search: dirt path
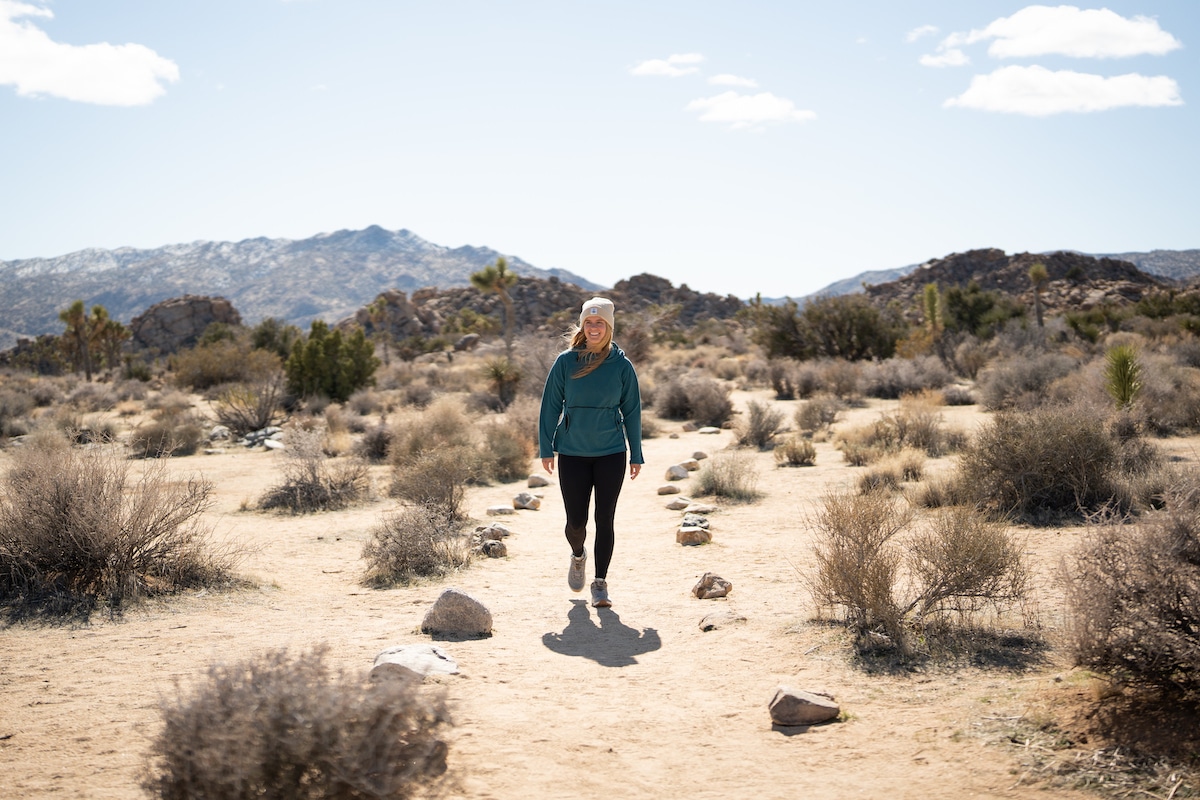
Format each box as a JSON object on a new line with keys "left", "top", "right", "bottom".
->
{"left": 0, "top": 398, "right": 1101, "bottom": 799}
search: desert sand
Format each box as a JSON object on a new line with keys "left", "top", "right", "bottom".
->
{"left": 0, "top": 392, "right": 1128, "bottom": 799}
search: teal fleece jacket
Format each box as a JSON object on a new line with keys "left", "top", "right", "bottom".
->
{"left": 538, "top": 343, "right": 644, "bottom": 464}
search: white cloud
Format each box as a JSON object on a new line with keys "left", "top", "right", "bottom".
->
{"left": 907, "top": 25, "right": 939, "bottom": 43}
{"left": 630, "top": 53, "right": 703, "bottom": 78}
{"left": 965, "top": 5, "right": 1182, "bottom": 59}
{"left": 686, "top": 91, "right": 816, "bottom": 130}
{"left": 0, "top": 1, "right": 179, "bottom": 105}
{"left": 920, "top": 48, "right": 969, "bottom": 68}
{"left": 709, "top": 73, "right": 758, "bottom": 88}
{"left": 944, "top": 64, "right": 1182, "bottom": 115}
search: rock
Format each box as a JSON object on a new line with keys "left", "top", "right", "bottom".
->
{"left": 692, "top": 451, "right": 709, "bottom": 460}
{"left": 262, "top": 439, "right": 285, "bottom": 451}
{"left": 209, "top": 425, "right": 232, "bottom": 441}
{"left": 203, "top": 448, "right": 226, "bottom": 456}
{"left": 486, "top": 505, "right": 516, "bottom": 516}
{"left": 453, "top": 333, "right": 481, "bottom": 351}
{"left": 669, "top": 433, "right": 680, "bottom": 439}
{"left": 657, "top": 484, "right": 682, "bottom": 495}
{"left": 368, "top": 661, "right": 424, "bottom": 686}
{"left": 130, "top": 295, "right": 242, "bottom": 354}
{"left": 665, "top": 497, "right": 691, "bottom": 510}
{"left": 478, "top": 539, "right": 507, "bottom": 558}
{"left": 681, "top": 513, "right": 709, "bottom": 529}
{"left": 681, "top": 421, "right": 699, "bottom": 432}
{"left": 698, "top": 426, "right": 721, "bottom": 435}
{"left": 474, "top": 522, "right": 511, "bottom": 540}
{"left": 679, "top": 458, "right": 701, "bottom": 471}
{"left": 528, "top": 474, "right": 552, "bottom": 488}
{"left": 692, "top": 572, "right": 732, "bottom": 599}
{"left": 373, "top": 644, "right": 459, "bottom": 677}
{"left": 676, "top": 526, "right": 712, "bottom": 546}
{"left": 421, "top": 588, "right": 492, "bottom": 637}
{"left": 699, "top": 610, "right": 747, "bottom": 631}
{"left": 768, "top": 686, "right": 840, "bottom": 727}
{"left": 665, "top": 465, "right": 689, "bottom": 481}
{"left": 684, "top": 503, "right": 718, "bottom": 514}
{"left": 513, "top": 492, "right": 541, "bottom": 510}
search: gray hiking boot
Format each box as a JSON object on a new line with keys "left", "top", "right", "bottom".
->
{"left": 590, "top": 579, "right": 611, "bottom": 608}
{"left": 568, "top": 552, "right": 587, "bottom": 592}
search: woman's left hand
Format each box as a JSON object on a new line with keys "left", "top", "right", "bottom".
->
{"left": 629, "top": 463, "right": 641, "bottom": 480}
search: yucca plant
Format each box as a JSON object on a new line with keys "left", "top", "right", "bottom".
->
{"left": 1105, "top": 344, "right": 1142, "bottom": 410}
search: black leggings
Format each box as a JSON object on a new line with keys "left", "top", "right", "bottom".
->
{"left": 557, "top": 451, "right": 626, "bottom": 580}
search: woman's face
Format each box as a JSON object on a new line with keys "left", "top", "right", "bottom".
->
{"left": 582, "top": 316, "right": 608, "bottom": 347}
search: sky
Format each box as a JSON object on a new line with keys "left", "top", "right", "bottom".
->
{"left": 0, "top": 1, "right": 1196, "bottom": 300}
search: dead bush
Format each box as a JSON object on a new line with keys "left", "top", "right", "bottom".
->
{"left": 859, "top": 356, "right": 950, "bottom": 400}
{"left": 956, "top": 405, "right": 1123, "bottom": 522}
{"left": 129, "top": 409, "right": 206, "bottom": 458}
{"left": 390, "top": 446, "right": 478, "bottom": 521}
{"left": 212, "top": 374, "right": 286, "bottom": 437}
{"left": 388, "top": 397, "right": 476, "bottom": 463}
{"left": 143, "top": 645, "right": 450, "bottom": 800}
{"left": 479, "top": 418, "right": 535, "bottom": 483}
{"left": 656, "top": 376, "right": 733, "bottom": 427}
{"left": 795, "top": 393, "right": 842, "bottom": 433}
{"left": 735, "top": 399, "right": 786, "bottom": 450}
{"left": 259, "top": 427, "right": 370, "bottom": 513}
{"left": 693, "top": 450, "right": 761, "bottom": 503}
{"left": 355, "top": 422, "right": 393, "bottom": 462}
{"left": 810, "top": 492, "right": 1028, "bottom": 651}
{"left": 978, "top": 352, "right": 1079, "bottom": 410}
{"left": 361, "top": 505, "right": 472, "bottom": 587}
{"left": 774, "top": 435, "right": 816, "bottom": 467}
{"left": 0, "top": 445, "right": 233, "bottom": 618}
{"left": 1064, "top": 480, "right": 1200, "bottom": 697}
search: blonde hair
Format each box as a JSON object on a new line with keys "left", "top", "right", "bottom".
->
{"left": 566, "top": 322, "right": 613, "bottom": 378}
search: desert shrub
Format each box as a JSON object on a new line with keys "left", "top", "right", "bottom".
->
{"left": 479, "top": 418, "right": 535, "bottom": 482}
{"left": 390, "top": 446, "right": 478, "bottom": 521}
{"left": 886, "top": 391, "right": 950, "bottom": 456}
{"left": 1137, "top": 356, "right": 1200, "bottom": 434}
{"left": 656, "top": 376, "right": 734, "bottom": 427}
{"left": 346, "top": 388, "right": 385, "bottom": 417}
{"left": 735, "top": 399, "right": 786, "bottom": 450}
{"left": 212, "top": 374, "right": 286, "bottom": 436}
{"left": 259, "top": 427, "right": 370, "bottom": 513}
{"left": 0, "top": 445, "right": 231, "bottom": 617}
{"left": 67, "top": 381, "right": 117, "bottom": 412}
{"left": 909, "top": 473, "right": 976, "bottom": 509}
{"left": 284, "top": 321, "right": 379, "bottom": 403}
{"left": 775, "top": 435, "right": 816, "bottom": 467}
{"left": 1064, "top": 481, "right": 1200, "bottom": 697}
{"left": 809, "top": 491, "right": 1027, "bottom": 650}
{"left": 859, "top": 356, "right": 950, "bottom": 400}
{"left": 941, "top": 385, "right": 977, "bottom": 406}
{"left": 819, "top": 359, "right": 861, "bottom": 400}
{"left": 129, "top": 409, "right": 206, "bottom": 458}
{"left": 858, "top": 464, "right": 902, "bottom": 494}
{"left": 171, "top": 340, "right": 282, "bottom": 392}
{"left": 693, "top": 450, "right": 761, "bottom": 502}
{"left": 767, "top": 359, "right": 800, "bottom": 400}
{"left": 978, "top": 352, "right": 1079, "bottom": 410}
{"left": 0, "top": 387, "right": 35, "bottom": 439}
{"left": 144, "top": 644, "right": 450, "bottom": 800}
{"left": 956, "top": 405, "right": 1120, "bottom": 522}
{"left": 795, "top": 393, "right": 841, "bottom": 433}
{"left": 361, "top": 505, "right": 472, "bottom": 587}
{"left": 355, "top": 422, "right": 393, "bottom": 462}
{"left": 388, "top": 397, "right": 476, "bottom": 463}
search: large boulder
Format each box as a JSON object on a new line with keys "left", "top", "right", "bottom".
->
{"left": 130, "top": 295, "right": 242, "bottom": 354}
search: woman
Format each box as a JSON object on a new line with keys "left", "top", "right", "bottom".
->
{"left": 539, "top": 297, "right": 643, "bottom": 608}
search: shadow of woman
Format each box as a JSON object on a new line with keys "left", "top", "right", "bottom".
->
{"left": 542, "top": 599, "right": 662, "bottom": 667}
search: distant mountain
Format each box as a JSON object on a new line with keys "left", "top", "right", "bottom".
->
{"left": 0, "top": 225, "right": 601, "bottom": 349}
{"left": 805, "top": 248, "right": 1200, "bottom": 302}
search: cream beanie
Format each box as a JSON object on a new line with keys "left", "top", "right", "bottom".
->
{"left": 579, "top": 297, "right": 616, "bottom": 330}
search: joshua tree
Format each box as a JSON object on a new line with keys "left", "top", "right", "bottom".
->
{"left": 1028, "top": 262, "right": 1049, "bottom": 328}
{"left": 58, "top": 300, "right": 127, "bottom": 381}
{"left": 469, "top": 256, "right": 519, "bottom": 358}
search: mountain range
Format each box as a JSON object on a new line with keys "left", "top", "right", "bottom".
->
{"left": 0, "top": 226, "right": 600, "bottom": 350}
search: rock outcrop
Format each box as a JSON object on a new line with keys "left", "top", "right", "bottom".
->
{"left": 130, "top": 295, "right": 242, "bottom": 354}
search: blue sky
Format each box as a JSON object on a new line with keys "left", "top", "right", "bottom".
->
{"left": 0, "top": 1, "right": 1195, "bottom": 299}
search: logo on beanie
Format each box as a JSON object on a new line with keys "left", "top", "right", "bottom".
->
{"left": 588, "top": 307, "right": 600, "bottom": 316}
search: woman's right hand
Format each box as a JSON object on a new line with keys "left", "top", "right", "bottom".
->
{"left": 542, "top": 457, "right": 555, "bottom": 475}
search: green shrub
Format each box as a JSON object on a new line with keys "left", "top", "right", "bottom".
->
{"left": 284, "top": 321, "right": 379, "bottom": 403}
{"left": 361, "top": 505, "right": 471, "bottom": 587}
{"left": 0, "top": 445, "right": 231, "bottom": 617}
{"left": 144, "top": 645, "right": 450, "bottom": 800}
{"left": 171, "top": 340, "right": 282, "bottom": 392}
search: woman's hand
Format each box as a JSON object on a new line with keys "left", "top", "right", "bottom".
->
{"left": 542, "top": 457, "right": 555, "bottom": 475}
{"left": 629, "top": 463, "right": 641, "bottom": 480}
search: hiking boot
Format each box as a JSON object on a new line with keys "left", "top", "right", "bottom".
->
{"left": 568, "top": 552, "right": 587, "bottom": 592}
{"left": 590, "top": 579, "right": 611, "bottom": 608}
